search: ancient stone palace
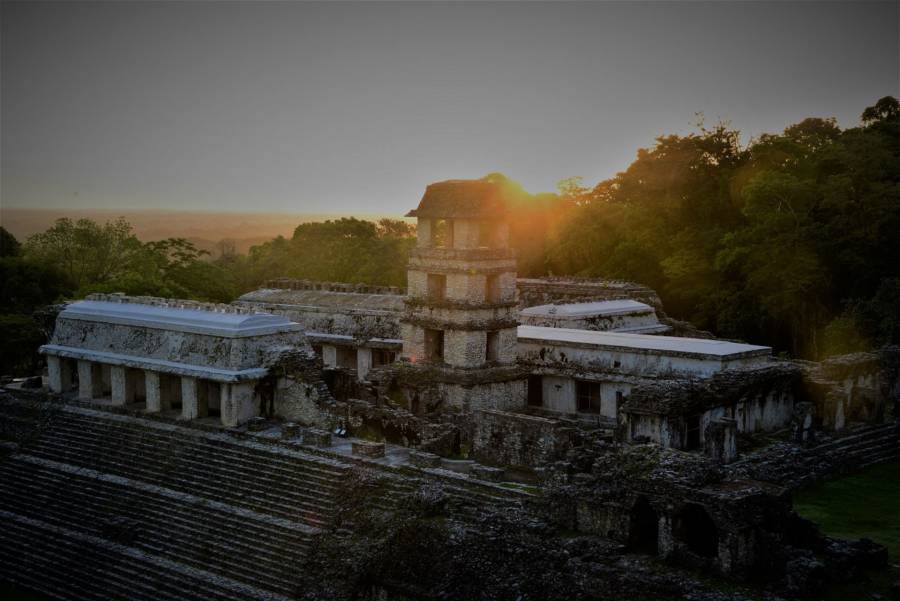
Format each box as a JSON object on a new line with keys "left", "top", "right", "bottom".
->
{"left": 1, "top": 178, "right": 898, "bottom": 600}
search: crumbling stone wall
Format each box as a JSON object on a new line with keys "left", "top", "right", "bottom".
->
{"left": 804, "top": 347, "right": 900, "bottom": 430}
{"left": 516, "top": 277, "right": 663, "bottom": 310}
{"left": 472, "top": 409, "right": 576, "bottom": 468}
{"left": 237, "top": 281, "right": 404, "bottom": 340}
{"left": 621, "top": 363, "right": 802, "bottom": 449}
{"left": 265, "top": 347, "right": 339, "bottom": 427}
{"left": 52, "top": 294, "right": 308, "bottom": 373}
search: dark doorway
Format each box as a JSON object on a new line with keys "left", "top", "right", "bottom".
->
{"left": 674, "top": 503, "right": 718, "bottom": 558}
{"left": 424, "top": 329, "right": 444, "bottom": 363}
{"left": 527, "top": 375, "right": 543, "bottom": 407}
{"left": 256, "top": 377, "right": 276, "bottom": 418}
{"left": 684, "top": 414, "right": 702, "bottom": 450}
{"left": 628, "top": 496, "right": 659, "bottom": 554}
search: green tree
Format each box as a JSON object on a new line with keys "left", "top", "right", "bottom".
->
{"left": 545, "top": 97, "right": 900, "bottom": 358}
{"left": 862, "top": 96, "right": 900, "bottom": 125}
{"left": 24, "top": 217, "right": 144, "bottom": 289}
{"left": 0, "top": 226, "right": 21, "bottom": 257}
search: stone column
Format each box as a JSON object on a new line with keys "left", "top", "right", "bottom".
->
{"left": 221, "top": 382, "right": 257, "bottom": 427}
{"left": 110, "top": 366, "right": 129, "bottom": 406}
{"left": 47, "top": 355, "right": 63, "bottom": 393}
{"left": 77, "top": 360, "right": 101, "bottom": 401}
{"left": 833, "top": 392, "right": 846, "bottom": 431}
{"left": 220, "top": 384, "right": 234, "bottom": 427}
{"left": 181, "top": 376, "right": 199, "bottom": 420}
{"left": 416, "top": 217, "right": 432, "bottom": 247}
{"left": 357, "top": 347, "right": 373, "bottom": 381}
{"left": 322, "top": 345, "right": 337, "bottom": 368}
{"left": 704, "top": 418, "right": 738, "bottom": 464}
{"left": 657, "top": 514, "right": 675, "bottom": 558}
{"left": 145, "top": 371, "right": 161, "bottom": 413}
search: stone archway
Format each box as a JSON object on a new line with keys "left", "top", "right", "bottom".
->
{"left": 628, "top": 496, "right": 659, "bottom": 554}
{"left": 674, "top": 503, "right": 718, "bottom": 558}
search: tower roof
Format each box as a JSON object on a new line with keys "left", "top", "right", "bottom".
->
{"left": 406, "top": 179, "right": 513, "bottom": 219}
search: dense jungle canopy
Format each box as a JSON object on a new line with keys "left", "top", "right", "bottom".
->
{"left": 1, "top": 96, "right": 898, "bottom": 374}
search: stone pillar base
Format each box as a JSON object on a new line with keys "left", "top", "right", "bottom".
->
{"left": 145, "top": 371, "right": 161, "bottom": 413}
{"left": 181, "top": 376, "right": 199, "bottom": 420}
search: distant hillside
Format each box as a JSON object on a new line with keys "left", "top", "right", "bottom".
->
{"left": 0, "top": 208, "right": 396, "bottom": 253}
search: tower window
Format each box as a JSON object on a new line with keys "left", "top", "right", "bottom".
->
{"left": 486, "top": 331, "right": 501, "bottom": 362}
{"left": 432, "top": 219, "right": 453, "bottom": 248}
{"left": 427, "top": 273, "right": 446, "bottom": 300}
{"left": 478, "top": 221, "right": 494, "bottom": 248}
{"left": 485, "top": 274, "right": 501, "bottom": 303}
{"left": 424, "top": 329, "right": 444, "bottom": 363}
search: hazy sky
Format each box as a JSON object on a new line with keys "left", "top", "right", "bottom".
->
{"left": 2, "top": 1, "right": 898, "bottom": 217}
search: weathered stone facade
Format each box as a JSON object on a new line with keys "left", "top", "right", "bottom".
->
{"left": 803, "top": 347, "right": 900, "bottom": 431}
{"left": 472, "top": 409, "right": 576, "bottom": 468}
{"left": 42, "top": 294, "right": 311, "bottom": 427}
{"left": 520, "top": 299, "right": 669, "bottom": 334}
{"left": 620, "top": 363, "right": 801, "bottom": 453}
{"left": 398, "top": 180, "right": 527, "bottom": 411}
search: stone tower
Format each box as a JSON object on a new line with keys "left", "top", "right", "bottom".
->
{"left": 400, "top": 179, "right": 526, "bottom": 411}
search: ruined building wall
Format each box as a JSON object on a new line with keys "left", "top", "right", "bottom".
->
{"left": 804, "top": 347, "right": 900, "bottom": 430}
{"left": 472, "top": 409, "right": 576, "bottom": 467}
{"left": 516, "top": 277, "right": 663, "bottom": 310}
{"left": 621, "top": 365, "right": 801, "bottom": 449}
{"left": 236, "top": 282, "right": 405, "bottom": 340}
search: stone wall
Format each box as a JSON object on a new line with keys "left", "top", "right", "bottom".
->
{"left": 438, "top": 378, "right": 527, "bottom": 412}
{"left": 51, "top": 318, "right": 305, "bottom": 373}
{"left": 804, "top": 347, "right": 900, "bottom": 430}
{"left": 267, "top": 348, "right": 339, "bottom": 427}
{"left": 516, "top": 277, "right": 663, "bottom": 310}
{"left": 518, "top": 336, "right": 768, "bottom": 379}
{"left": 520, "top": 308, "right": 664, "bottom": 333}
{"left": 621, "top": 364, "right": 802, "bottom": 449}
{"left": 472, "top": 409, "right": 575, "bottom": 468}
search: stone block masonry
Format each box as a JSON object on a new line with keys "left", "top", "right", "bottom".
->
{"left": 473, "top": 409, "right": 575, "bottom": 468}
{"left": 409, "top": 450, "right": 442, "bottom": 468}
{"left": 352, "top": 440, "right": 386, "bottom": 458}
{"left": 303, "top": 429, "right": 333, "bottom": 447}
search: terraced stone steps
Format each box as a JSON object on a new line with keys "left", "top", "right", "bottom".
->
{"left": 0, "top": 396, "right": 535, "bottom": 600}
{"left": 0, "top": 510, "right": 290, "bottom": 601}
{"left": 729, "top": 421, "right": 899, "bottom": 487}
{"left": 29, "top": 428, "right": 340, "bottom": 526}
{"left": 0, "top": 455, "right": 315, "bottom": 555}
{"left": 0, "top": 457, "right": 310, "bottom": 597}
{"left": 12, "top": 406, "right": 350, "bottom": 527}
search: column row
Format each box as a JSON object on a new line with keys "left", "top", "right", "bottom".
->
{"left": 46, "top": 356, "right": 257, "bottom": 427}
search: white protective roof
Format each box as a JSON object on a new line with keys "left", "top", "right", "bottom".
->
{"left": 60, "top": 300, "right": 302, "bottom": 338}
{"left": 521, "top": 299, "right": 654, "bottom": 318}
{"left": 517, "top": 325, "right": 770, "bottom": 359}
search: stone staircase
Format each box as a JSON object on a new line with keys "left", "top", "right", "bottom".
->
{"left": 728, "top": 421, "right": 900, "bottom": 488}
{"left": 0, "top": 394, "right": 535, "bottom": 599}
{"left": 809, "top": 422, "right": 900, "bottom": 470}
{"left": 0, "top": 398, "right": 352, "bottom": 599}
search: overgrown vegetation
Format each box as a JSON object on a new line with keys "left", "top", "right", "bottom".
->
{"left": 793, "top": 460, "right": 900, "bottom": 601}
{"left": 298, "top": 475, "right": 748, "bottom": 601}
{"left": 794, "top": 460, "right": 900, "bottom": 559}
{"left": 541, "top": 96, "right": 900, "bottom": 359}
{"left": 2, "top": 96, "right": 897, "bottom": 374}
